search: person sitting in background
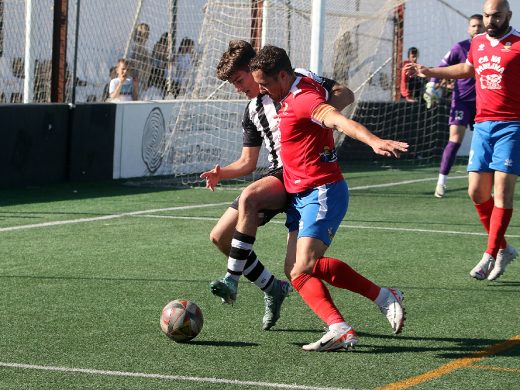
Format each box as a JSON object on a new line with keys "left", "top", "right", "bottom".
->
{"left": 109, "top": 58, "right": 138, "bottom": 101}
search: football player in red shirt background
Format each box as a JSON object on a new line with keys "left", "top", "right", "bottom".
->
{"left": 407, "top": 0, "right": 519, "bottom": 281}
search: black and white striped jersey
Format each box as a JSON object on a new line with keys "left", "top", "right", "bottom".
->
{"left": 241, "top": 68, "right": 336, "bottom": 171}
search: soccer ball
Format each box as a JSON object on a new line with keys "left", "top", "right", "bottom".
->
{"left": 160, "top": 299, "right": 203, "bottom": 342}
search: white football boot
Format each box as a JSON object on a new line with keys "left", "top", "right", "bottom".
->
{"left": 302, "top": 328, "right": 358, "bottom": 352}
{"left": 487, "top": 245, "right": 517, "bottom": 281}
{"left": 377, "top": 288, "right": 406, "bottom": 334}
{"left": 470, "top": 253, "right": 495, "bottom": 280}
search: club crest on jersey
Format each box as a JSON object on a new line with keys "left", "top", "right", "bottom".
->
{"left": 278, "top": 102, "right": 289, "bottom": 116}
{"left": 480, "top": 73, "right": 502, "bottom": 90}
{"left": 320, "top": 146, "right": 338, "bottom": 163}
{"left": 501, "top": 42, "right": 512, "bottom": 52}
{"left": 478, "top": 43, "right": 485, "bottom": 51}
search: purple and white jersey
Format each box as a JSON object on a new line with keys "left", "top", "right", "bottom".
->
{"left": 432, "top": 39, "right": 476, "bottom": 102}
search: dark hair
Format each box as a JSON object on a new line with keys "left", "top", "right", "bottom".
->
{"left": 216, "top": 40, "right": 256, "bottom": 81}
{"left": 117, "top": 58, "right": 129, "bottom": 67}
{"left": 469, "top": 14, "right": 483, "bottom": 21}
{"left": 407, "top": 47, "right": 419, "bottom": 57}
{"left": 249, "top": 45, "right": 293, "bottom": 78}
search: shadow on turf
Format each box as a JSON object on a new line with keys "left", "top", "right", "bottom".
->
{"left": 288, "top": 331, "right": 518, "bottom": 356}
{"left": 186, "top": 340, "right": 259, "bottom": 347}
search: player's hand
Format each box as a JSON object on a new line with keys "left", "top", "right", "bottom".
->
{"left": 371, "top": 139, "right": 409, "bottom": 158}
{"left": 200, "top": 164, "right": 221, "bottom": 191}
{"left": 404, "top": 63, "right": 429, "bottom": 78}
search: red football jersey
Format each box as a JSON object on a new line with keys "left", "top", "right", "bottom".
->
{"left": 467, "top": 28, "right": 520, "bottom": 122}
{"left": 278, "top": 77, "right": 344, "bottom": 193}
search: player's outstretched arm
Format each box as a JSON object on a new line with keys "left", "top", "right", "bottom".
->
{"left": 199, "top": 146, "right": 261, "bottom": 191}
{"left": 318, "top": 106, "right": 409, "bottom": 158}
{"left": 405, "top": 62, "right": 474, "bottom": 80}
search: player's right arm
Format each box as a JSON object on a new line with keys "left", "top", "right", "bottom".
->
{"left": 200, "top": 102, "right": 263, "bottom": 190}
{"left": 406, "top": 62, "right": 474, "bottom": 80}
{"left": 200, "top": 146, "right": 260, "bottom": 191}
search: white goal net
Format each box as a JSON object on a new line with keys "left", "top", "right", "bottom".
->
{"left": 0, "top": 0, "right": 490, "bottom": 184}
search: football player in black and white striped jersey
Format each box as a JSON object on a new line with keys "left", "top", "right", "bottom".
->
{"left": 200, "top": 40, "right": 354, "bottom": 330}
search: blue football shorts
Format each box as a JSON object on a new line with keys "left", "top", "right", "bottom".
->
{"left": 468, "top": 121, "right": 520, "bottom": 175}
{"left": 285, "top": 179, "right": 348, "bottom": 246}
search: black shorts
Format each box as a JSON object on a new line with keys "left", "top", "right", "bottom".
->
{"left": 230, "top": 167, "right": 287, "bottom": 226}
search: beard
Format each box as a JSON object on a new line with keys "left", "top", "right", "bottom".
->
{"left": 486, "top": 18, "right": 510, "bottom": 38}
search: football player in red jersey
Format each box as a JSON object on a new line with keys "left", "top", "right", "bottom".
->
{"left": 407, "top": 0, "right": 519, "bottom": 281}
{"left": 250, "top": 45, "right": 408, "bottom": 351}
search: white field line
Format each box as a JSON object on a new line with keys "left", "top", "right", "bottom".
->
{"left": 0, "top": 176, "right": 468, "bottom": 234}
{"left": 136, "top": 214, "right": 520, "bottom": 238}
{"left": 200, "top": 175, "right": 468, "bottom": 192}
{"left": 0, "top": 362, "right": 353, "bottom": 390}
{"left": 348, "top": 175, "right": 466, "bottom": 190}
{"left": 0, "top": 202, "right": 230, "bottom": 233}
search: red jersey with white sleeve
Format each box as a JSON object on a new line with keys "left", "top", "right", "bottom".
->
{"left": 467, "top": 28, "right": 520, "bottom": 122}
{"left": 278, "top": 76, "right": 344, "bottom": 193}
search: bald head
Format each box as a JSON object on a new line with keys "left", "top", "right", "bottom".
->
{"left": 483, "top": 0, "right": 512, "bottom": 38}
{"left": 484, "top": 0, "right": 510, "bottom": 12}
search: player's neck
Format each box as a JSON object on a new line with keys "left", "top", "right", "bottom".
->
{"left": 491, "top": 26, "right": 512, "bottom": 40}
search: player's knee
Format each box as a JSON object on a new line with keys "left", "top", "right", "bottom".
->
{"left": 238, "top": 188, "right": 262, "bottom": 212}
{"left": 209, "top": 227, "right": 225, "bottom": 248}
{"left": 288, "top": 260, "right": 315, "bottom": 280}
{"left": 468, "top": 187, "right": 485, "bottom": 204}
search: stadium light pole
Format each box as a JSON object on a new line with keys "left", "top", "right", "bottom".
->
{"left": 310, "top": 0, "right": 325, "bottom": 74}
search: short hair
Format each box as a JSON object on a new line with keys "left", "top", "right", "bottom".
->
{"left": 407, "top": 47, "right": 419, "bottom": 57}
{"left": 469, "top": 13, "right": 483, "bottom": 21}
{"left": 249, "top": 45, "right": 293, "bottom": 78}
{"left": 117, "top": 58, "right": 129, "bottom": 67}
{"left": 216, "top": 40, "right": 256, "bottom": 81}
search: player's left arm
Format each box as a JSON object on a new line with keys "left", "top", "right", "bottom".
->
{"left": 328, "top": 83, "right": 354, "bottom": 111}
{"left": 313, "top": 104, "right": 409, "bottom": 158}
{"left": 295, "top": 69, "right": 354, "bottom": 111}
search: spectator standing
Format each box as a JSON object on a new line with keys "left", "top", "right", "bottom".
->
{"left": 400, "top": 47, "right": 423, "bottom": 102}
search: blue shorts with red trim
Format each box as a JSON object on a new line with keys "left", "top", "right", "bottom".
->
{"left": 468, "top": 121, "right": 520, "bottom": 175}
{"left": 285, "top": 180, "right": 348, "bottom": 246}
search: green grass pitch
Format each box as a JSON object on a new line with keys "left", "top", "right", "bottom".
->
{"left": 0, "top": 163, "right": 518, "bottom": 389}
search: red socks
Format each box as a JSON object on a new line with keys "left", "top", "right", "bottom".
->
{"left": 290, "top": 256, "right": 384, "bottom": 326}
{"left": 474, "top": 197, "right": 508, "bottom": 252}
{"left": 291, "top": 273, "right": 344, "bottom": 326}
{"left": 486, "top": 206, "right": 513, "bottom": 257}
{"left": 313, "top": 257, "right": 380, "bottom": 301}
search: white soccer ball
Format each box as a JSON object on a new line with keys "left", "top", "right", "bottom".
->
{"left": 160, "top": 299, "right": 204, "bottom": 342}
